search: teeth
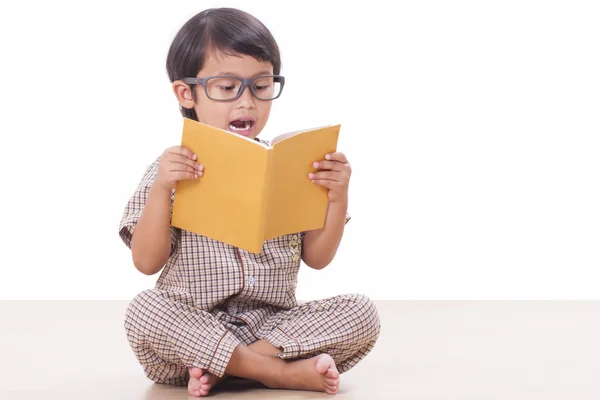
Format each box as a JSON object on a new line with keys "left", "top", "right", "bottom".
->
{"left": 229, "top": 120, "right": 252, "bottom": 131}
{"left": 230, "top": 124, "right": 247, "bottom": 131}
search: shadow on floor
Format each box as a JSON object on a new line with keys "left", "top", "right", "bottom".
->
{"left": 143, "top": 376, "right": 286, "bottom": 399}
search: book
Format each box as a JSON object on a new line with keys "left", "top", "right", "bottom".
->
{"left": 171, "top": 118, "right": 341, "bottom": 253}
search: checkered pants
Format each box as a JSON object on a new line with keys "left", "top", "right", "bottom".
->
{"left": 124, "top": 289, "right": 380, "bottom": 385}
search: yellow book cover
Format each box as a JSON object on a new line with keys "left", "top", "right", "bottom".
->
{"left": 171, "top": 118, "right": 341, "bottom": 253}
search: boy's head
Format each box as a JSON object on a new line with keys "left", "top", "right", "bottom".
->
{"left": 167, "top": 8, "right": 283, "bottom": 139}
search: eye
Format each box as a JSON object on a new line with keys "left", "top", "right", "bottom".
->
{"left": 209, "top": 78, "right": 240, "bottom": 92}
{"left": 254, "top": 77, "right": 274, "bottom": 91}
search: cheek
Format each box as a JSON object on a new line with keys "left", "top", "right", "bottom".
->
{"left": 194, "top": 101, "right": 232, "bottom": 127}
{"left": 257, "top": 103, "right": 273, "bottom": 124}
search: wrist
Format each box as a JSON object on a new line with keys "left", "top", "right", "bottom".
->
{"left": 330, "top": 197, "right": 348, "bottom": 209}
{"left": 150, "top": 181, "right": 174, "bottom": 199}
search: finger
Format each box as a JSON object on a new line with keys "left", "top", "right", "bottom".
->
{"left": 325, "top": 151, "right": 348, "bottom": 163}
{"left": 169, "top": 153, "right": 203, "bottom": 172}
{"left": 170, "top": 163, "right": 203, "bottom": 176}
{"left": 172, "top": 171, "right": 200, "bottom": 181}
{"left": 312, "top": 160, "right": 345, "bottom": 171}
{"left": 308, "top": 171, "right": 342, "bottom": 182}
{"left": 310, "top": 178, "right": 336, "bottom": 189}
{"left": 168, "top": 145, "right": 197, "bottom": 161}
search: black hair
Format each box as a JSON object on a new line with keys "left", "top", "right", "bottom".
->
{"left": 166, "top": 8, "right": 282, "bottom": 120}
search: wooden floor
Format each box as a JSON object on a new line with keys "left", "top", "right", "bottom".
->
{"left": 1, "top": 300, "right": 600, "bottom": 399}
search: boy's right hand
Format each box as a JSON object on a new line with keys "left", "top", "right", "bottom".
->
{"left": 155, "top": 146, "right": 203, "bottom": 192}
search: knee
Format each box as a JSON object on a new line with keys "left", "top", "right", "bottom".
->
{"left": 125, "top": 290, "right": 156, "bottom": 321}
{"left": 124, "top": 289, "right": 160, "bottom": 342}
{"left": 351, "top": 294, "right": 381, "bottom": 342}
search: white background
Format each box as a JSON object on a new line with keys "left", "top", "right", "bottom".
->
{"left": 0, "top": 1, "right": 598, "bottom": 300}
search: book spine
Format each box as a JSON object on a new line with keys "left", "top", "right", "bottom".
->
{"left": 259, "top": 149, "right": 274, "bottom": 242}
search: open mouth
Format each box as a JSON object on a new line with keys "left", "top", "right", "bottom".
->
{"left": 229, "top": 119, "right": 254, "bottom": 135}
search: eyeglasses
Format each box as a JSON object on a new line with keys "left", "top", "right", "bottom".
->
{"left": 181, "top": 75, "right": 285, "bottom": 101}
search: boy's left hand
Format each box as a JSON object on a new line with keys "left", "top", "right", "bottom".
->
{"left": 308, "top": 152, "right": 351, "bottom": 203}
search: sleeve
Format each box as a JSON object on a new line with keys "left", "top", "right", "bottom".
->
{"left": 118, "top": 158, "right": 181, "bottom": 255}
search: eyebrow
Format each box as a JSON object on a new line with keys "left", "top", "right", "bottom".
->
{"left": 216, "top": 70, "right": 273, "bottom": 77}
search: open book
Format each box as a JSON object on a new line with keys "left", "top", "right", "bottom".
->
{"left": 171, "top": 118, "right": 341, "bottom": 253}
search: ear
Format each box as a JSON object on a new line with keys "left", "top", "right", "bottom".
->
{"left": 172, "top": 80, "right": 196, "bottom": 109}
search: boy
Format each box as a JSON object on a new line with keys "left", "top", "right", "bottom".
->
{"left": 119, "top": 8, "right": 380, "bottom": 397}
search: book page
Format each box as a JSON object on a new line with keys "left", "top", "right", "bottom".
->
{"left": 171, "top": 119, "right": 270, "bottom": 253}
{"left": 270, "top": 125, "right": 333, "bottom": 146}
{"left": 264, "top": 125, "right": 340, "bottom": 240}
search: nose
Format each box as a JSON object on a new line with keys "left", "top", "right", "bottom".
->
{"left": 236, "top": 84, "right": 256, "bottom": 109}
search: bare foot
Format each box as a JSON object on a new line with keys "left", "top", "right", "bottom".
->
{"left": 188, "top": 367, "right": 224, "bottom": 397}
{"left": 267, "top": 354, "right": 340, "bottom": 394}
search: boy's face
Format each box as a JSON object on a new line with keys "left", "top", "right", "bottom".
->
{"left": 173, "top": 50, "right": 275, "bottom": 140}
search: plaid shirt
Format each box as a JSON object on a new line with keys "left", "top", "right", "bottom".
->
{"left": 119, "top": 153, "right": 350, "bottom": 312}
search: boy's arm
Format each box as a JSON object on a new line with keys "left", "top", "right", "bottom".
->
{"left": 130, "top": 184, "right": 174, "bottom": 275}
{"left": 302, "top": 200, "right": 349, "bottom": 269}
{"left": 301, "top": 151, "right": 352, "bottom": 270}
{"left": 120, "top": 147, "right": 199, "bottom": 275}
{"left": 119, "top": 155, "right": 187, "bottom": 276}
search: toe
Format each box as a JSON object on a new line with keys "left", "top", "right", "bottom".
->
{"left": 325, "top": 386, "right": 337, "bottom": 395}
{"left": 188, "top": 381, "right": 201, "bottom": 396}
{"left": 325, "top": 368, "right": 340, "bottom": 379}
{"left": 189, "top": 367, "right": 204, "bottom": 380}
{"left": 315, "top": 354, "right": 336, "bottom": 374}
{"left": 325, "top": 378, "right": 338, "bottom": 386}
